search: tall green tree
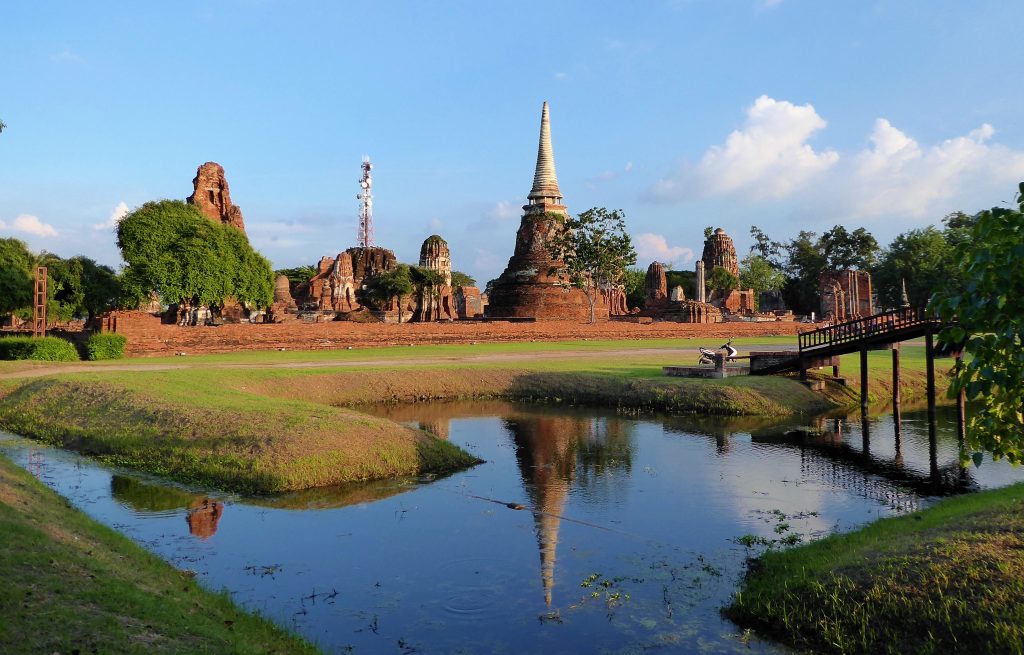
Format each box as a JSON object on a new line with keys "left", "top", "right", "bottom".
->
{"left": 749, "top": 225, "right": 784, "bottom": 268}
{"left": 740, "top": 254, "right": 786, "bottom": 309}
{"left": 873, "top": 227, "right": 955, "bottom": 308}
{"left": 621, "top": 267, "right": 645, "bottom": 310}
{"left": 820, "top": 225, "right": 880, "bottom": 270}
{"left": 0, "top": 238, "right": 34, "bottom": 317}
{"left": 546, "top": 207, "right": 637, "bottom": 324}
{"left": 707, "top": 266, "right": 738, "bottom": 293}
{"left": 359, "top": 264, "right": 415, "bottom": 322}
{"left": 450, "top": 271, "right": 476, "bottom": 288}
{"left": 934, "top": 183, "right": 1024, "bottom": 464}
{"left": 118, "top": 200, "right": 274, "bottom": 309}
{"left": 76, "top": 257, "right": 121, "bottom": 320}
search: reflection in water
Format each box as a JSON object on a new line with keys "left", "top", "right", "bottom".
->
{"left": 6, "top": 401, "right": 1022, "bottom": 655}
{"left": 506, "top": 413, "right": 634, "bottom": 606}
{"left": 186, "top": 499, "right": 224, "bottom": 540}
{"left": 111, "top": 475, "right": 226, "bottom": 539}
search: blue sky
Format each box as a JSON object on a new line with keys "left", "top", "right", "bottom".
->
{"left": 2, "top": 1, "right": 1022, "bottom": 285}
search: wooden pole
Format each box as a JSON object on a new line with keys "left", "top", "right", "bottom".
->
{"left": 926, "top": 329, "right": 938, "bottom": 464}
{"left": 860, "top": 345, "right": 869, "bottom": 414}
{"left": 955, "top": 355, "right": 967, "bottom": 450}
{"left": 892, "top": 345, "right": 901, "bottom": 415}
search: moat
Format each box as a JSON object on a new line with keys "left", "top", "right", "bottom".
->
{"left": 2, "top": 402, "right": 1020, "bottom": 654}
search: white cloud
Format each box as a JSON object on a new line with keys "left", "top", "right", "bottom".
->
{"left": 586, "top": 162, "right": 634, "bottom": 188}
{"left": 842, "top": 119, "right": 1024, "bottom": 219}
{"left": 648, "top": 95, "right": 838, "bottom": 201}
{"left": 486, "top": 201, "right": 519, "bottom": 222}
{"left": 93, "top": 201, "right": 129, "bottom": 230}
{"left": 50, "top": 48, "right": 84, "bottom": 64}
{"left": 5, "top": 214, "right": 59, "bottom": 238}
{"left": 634, "top": 233, "right": 694, "bottom": 266}
{"left": 553, "top": 71, "right": 569, "bottom": 81}
{"left": 428, "top": 218, "right": 443, "bottom": 231}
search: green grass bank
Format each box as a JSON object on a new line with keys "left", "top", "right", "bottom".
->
{"left": 0, "top": 338, "right": 951, "bottom": 493}
{"left": 0, "top": 452, "right": 317, "bottom": 654}
{"left": 726, "top": 482, "right": 1024, "bottom": 655}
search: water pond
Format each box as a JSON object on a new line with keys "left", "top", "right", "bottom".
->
{"left": 3, "top": 401, "right": 1021, "bottom": 654}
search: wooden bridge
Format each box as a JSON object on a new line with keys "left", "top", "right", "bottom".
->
{"left": 792, "top": 307, "right": 963, "bottom": 453}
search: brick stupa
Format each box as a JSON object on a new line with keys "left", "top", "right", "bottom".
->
{"left": 486, "top": 102, "right": 600, "bottom": 321}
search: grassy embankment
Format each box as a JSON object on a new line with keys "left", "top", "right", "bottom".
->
{"left": 726, "top": 482, "right": 1024, "bottom": 655}
{"left": 0, "top": 337, "right": 950, "bottom": 494}
{"left": 0, "top": 452, "right": 316, "bottom": 655}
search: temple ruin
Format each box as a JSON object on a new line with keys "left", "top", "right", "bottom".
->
{"left": 820, "top": 270, "right": 873, "bottom": 321}
{"left": 641, "top": 261, "right": 720, "bottom": 323}
{"left": 186, "top": 162, "right": 246, "bottom": 232}
{"left": 485, "top": 102, "right": 602, "bottom": 321}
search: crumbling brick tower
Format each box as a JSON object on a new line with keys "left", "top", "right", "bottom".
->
{"left": 485, "top": 102, "right": 603, "bottom": 321}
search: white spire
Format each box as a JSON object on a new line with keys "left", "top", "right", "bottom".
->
{"left": 528, "top": 101, "right": 562, "bottom": 203}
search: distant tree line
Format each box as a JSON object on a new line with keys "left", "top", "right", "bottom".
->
{"left": 0, "top": 238, "right": 121, "bottom": 322}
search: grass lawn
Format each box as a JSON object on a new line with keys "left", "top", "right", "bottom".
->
{"left": 0, "top": 452, "right": 317, "bottom": 654}
{"left": 726, "top": 482, "right": 1024, "bottom": 654}
{"left": 0, "top": 338, "right": 951, "bottom": 493}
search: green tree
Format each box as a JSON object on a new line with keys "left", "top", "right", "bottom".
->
{"left": 873, "top": 227, "right": 955, "bottom": 308}
{"left": 546, "top": 207, "right": 637, "bottom": 324}
{"left": 665, "top": 269, "right": 696, "bottom": 299}
{"left": 707, "top": 266, "right": 738, "bottom": 293}
{"left": 0, "top": 119, "right": 6, "bottom": 133}
{"left": 38, "top": 253, "right": 85, "bottom": 321}
{"left": 359, "top": 264, "right": 414, "bottom": 322}
{"left": 118, "top": 200, "right": 273, "bottom": 310}
{"left": 76, "top": 257, "right": 121, "bottom": 320}
{"left": 450, "top": 271, "right": 476, "bottom": 288}
{"left": 0, "top": 238, "right": 34, "bottom": 317}
{"left": 274, "top": 265, "right": 317, "bottom": 289}
{"left": 934, "top": 183, "right": 1024, "bottom": 464}
{"left": 820, "top": 225, "right": 880, "bottom": 270}
{"left": 782, "top": 231, "right": 826, "bottom": 315}
{"left": 622, "top": 267, "right": 645, "bottom": 310}
{"left": 749, "top": 225, "right": 784, "bottom": 268}
{"left": 740, "top": 254, "right": 786, "bottom": 309}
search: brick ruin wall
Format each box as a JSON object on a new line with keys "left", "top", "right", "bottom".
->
{"left": 105, "top": 311, "right": 807, "bottom": 357}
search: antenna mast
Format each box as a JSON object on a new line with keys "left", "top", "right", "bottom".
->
{"left": 357, "top": 157, "right": 374, "bottom": 248}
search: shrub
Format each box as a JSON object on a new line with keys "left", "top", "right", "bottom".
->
{"left": 85, "top": 333, "right": 127, "bottom": 360}
{"left": 0, "top": 336, "right": 79, "bottom": 361}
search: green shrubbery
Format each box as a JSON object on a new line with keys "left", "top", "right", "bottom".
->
{"left": 0, "top": 336, "right": 79, "bottom": 361}
{"left": 85, "top": 333, "right": 127, "bottom": 360}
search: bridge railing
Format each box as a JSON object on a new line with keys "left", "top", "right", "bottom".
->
{"left": 799, "top": 307, "right": 933, "bottom": 352}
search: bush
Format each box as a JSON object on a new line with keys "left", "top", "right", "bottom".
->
{"left": 85, "top": 333, "right": 127, "bottom": 360}
{"left": 0, "top": 336, "right": 79, "bottom": 361}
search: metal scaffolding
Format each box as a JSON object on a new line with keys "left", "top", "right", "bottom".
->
{"left": 33, "top": 266, "right": 47, "bottom": 337}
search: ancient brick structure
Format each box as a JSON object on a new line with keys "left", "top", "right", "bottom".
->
{"left": 267, "top": 275, "right": 298, "bottom": 322}
{"left": 713, "top": 289, "right": 756, "bottom": 314}
{"left": 347, "top": 246, "right": 397, "bottom": 283}
{"left": 695, "top": 261, "right": 707, "bottom": 303}
{"left": 644, "top": 262, "right": 669, "bottom": 310}
{"left": 701, "top": 228, "right": 739, "bottom": 280}
{"left": 455, "top": 286, "right": 484, "bottom": 319}
{"left": 305, "top": 253, "right": 358, "bottom": 313}
{"left": 759, "top": 290, "right": 787, "bottom": 313}
{"left": 820, "top": 270, "right": 873, "bottom": 321}
{"left": 186, "top": 162, "right": 245, "bottom": 232}
{"left": 603, "top": 285, "right": 629, "bottom": 315}
{"left": 642, "top": 260, "right": 720, "bottom": 323}
{"left": 418, "top": 235, "right": 452, "bottom": 287}
{"left": 486, "top": 102, "right": 602, "bottom": 321}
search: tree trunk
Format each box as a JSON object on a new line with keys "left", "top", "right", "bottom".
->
{"left": 587, "top": 287, "right": 596, "bottom": 324}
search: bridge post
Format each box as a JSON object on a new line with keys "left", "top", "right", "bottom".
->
{"left": 892, "top": 344, "right": 901, "bottom": 420}
{"left": 925, "top": 329, "right": 938, "bottom": 455}
{"left": 955, "top": 355, "right": 967, "bottom": 449}
{"left": 860, "top": 345, "right": 869, "bottom": 413}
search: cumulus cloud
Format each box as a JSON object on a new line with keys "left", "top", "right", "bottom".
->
{"left": 647, "top": 95, "right": 838, "bottom": 201}
{"left": 586, "top": 162, "right": 634, "bottom": 188}
{"left": 93, "top": 201, "right": 129, "bottom": 230}
{"left": 488, "top": 201, "right": 519, "bottom": 221}
{"left": 634, "top": 233, "right": 694, "bottom": 266}
{"left": 842, "top": 119, "right": 1024, "bottom": 219}
{"left": 50, "top": 48, "right": 84, "bottom": 64}
{"left": 2, "top": 214, "right": 59, "bottom": 237}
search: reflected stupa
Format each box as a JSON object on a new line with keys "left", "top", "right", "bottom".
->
{"left": 506, "top": 412, "right": 634, "bottom": 606}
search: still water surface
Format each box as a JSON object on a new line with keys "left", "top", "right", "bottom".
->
{"left": 3, "top": 402, "right": 1021, "bottom": 654}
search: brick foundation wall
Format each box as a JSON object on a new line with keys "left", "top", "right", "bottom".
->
{"left": 105, "top": 311, "right": 809, "bottom": 357}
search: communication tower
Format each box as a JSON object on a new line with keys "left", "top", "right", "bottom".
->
{"left": 357, "top": 157, "right": 374, "bottom": 248}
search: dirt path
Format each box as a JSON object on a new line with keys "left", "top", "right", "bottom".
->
{"left": 0, "top": 342, "right": 801, "bottom": 380}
